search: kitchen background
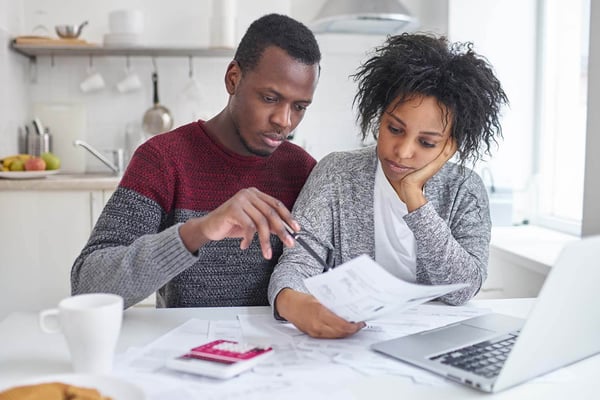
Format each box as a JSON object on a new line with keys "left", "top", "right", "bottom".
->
{"left": 2, "top": 0, "right": 532, "bottom": 188}
{"left": 1, "top": 0, "right": 598, "bottom": 318}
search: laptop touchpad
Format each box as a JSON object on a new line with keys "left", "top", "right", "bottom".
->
{"left": 421, "top": 324, "right": 496, "bottom": 350}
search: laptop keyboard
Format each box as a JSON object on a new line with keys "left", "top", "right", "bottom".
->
{"left": 429, "top": 331, "right": 519, "bottom": 379}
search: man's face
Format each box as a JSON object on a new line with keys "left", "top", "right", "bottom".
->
{"left": 225, "top": 46, "right": 319, "bottom": 157}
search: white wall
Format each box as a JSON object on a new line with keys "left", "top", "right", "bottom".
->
{"left": 448, "top": 0, "right": 537, "bottom": 191}
{"left": 0, "top": 0, "right": 29, "bottom": 156}
{"left": 20, "top": 0, "right": 290, "bottom": 47}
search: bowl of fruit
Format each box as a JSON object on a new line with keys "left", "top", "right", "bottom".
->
{"left": 0, "top": 152, "right": 61, "bottom": 179}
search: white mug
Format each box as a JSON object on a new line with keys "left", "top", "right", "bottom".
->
{"left": 80, "top": 70, "right": 106, "bottom": 93}
{"left": 109, "top": 9, "right": 144, "bottom": 34}
{"left": 116, "top": 68, "right": 142, "bottom": 93}
{"left": 39, "top": 293, "right": 124, "bottom": 374}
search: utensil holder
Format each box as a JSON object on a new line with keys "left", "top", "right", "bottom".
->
{"left": 27, "top": 128, "right": 52, "bottom": 156}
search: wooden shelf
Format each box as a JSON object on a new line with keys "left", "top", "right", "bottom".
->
{"left": 10, "top": 41, "right": 235, "bottom": 60}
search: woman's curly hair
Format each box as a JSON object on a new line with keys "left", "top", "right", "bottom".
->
{"left": 352, "top": 33, "right": 508, "bottom": 164}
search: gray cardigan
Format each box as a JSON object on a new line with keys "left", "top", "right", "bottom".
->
{"left": 268, "top": 146, "right": 491, "bottom": 309}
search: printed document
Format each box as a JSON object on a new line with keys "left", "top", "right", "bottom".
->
{"left": 304, "top": 254, "right": 468, "bottom": 322}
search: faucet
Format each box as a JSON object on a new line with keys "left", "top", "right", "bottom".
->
{"left": 73, "top": 140, "right": 124, "bottom": 175}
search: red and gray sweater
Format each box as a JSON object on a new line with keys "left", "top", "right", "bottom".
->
{"left": 71, "top": 121, "right": 316, "bottom": 308}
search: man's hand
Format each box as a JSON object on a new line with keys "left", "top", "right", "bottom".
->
{"left": 275, "top": 288, "right": 365, "bottom": 338}
{"left": 396, "top": 137, "right": 458, "bottom": 211}
{"left": 179, "top": 187, "right": 299, "bottom": 259}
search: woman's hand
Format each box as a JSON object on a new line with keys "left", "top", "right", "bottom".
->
{"left": 396, "top": 137, "right": 458, "bottom": 211}
{"left": 275, "top": 288, "right": 365, "bottom": 338}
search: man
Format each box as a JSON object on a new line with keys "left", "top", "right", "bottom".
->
{"left": 71, "top": 14, "right": 321, "bottom": 309}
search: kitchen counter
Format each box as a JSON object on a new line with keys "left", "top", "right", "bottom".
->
{"left": 0, "top": 172, "right": 121, "bottom": 191}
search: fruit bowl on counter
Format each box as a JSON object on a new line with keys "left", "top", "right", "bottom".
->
{"left": 0, "top": 153, "right": 61, "bottom": 179}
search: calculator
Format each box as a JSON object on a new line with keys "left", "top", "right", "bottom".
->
{"left": 165, "top": 339, "right": 274, "bottom": 379}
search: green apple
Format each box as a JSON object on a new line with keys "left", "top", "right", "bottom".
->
{"left": 41, "top": 152, "right": 61, "bottom": 170}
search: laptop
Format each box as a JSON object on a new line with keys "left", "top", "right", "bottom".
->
{"left": 371, "top": 235, "right": 600, "bottom": 392}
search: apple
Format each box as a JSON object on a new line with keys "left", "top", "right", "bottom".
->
{"left": 41, "top": 152, "right": 61, "bottom": 170}
{"left": 24, "top": 157, "right": 46, "bottom": 171}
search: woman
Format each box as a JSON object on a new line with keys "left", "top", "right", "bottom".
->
{"left": 268, "top": 33, "right": 508, "bottom": 338}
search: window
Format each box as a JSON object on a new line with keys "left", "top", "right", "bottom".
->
{"left": 533, "top": 0, "right": 590, "bottom": 235}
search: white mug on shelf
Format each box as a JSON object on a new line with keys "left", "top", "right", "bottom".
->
{"left": 39, "top": 293, "right": 124, "bottom": 374}
{"left": 117, "top": 66, "right": 142, "bottom": 93}
{"left": 80, "top": 68, "right": 106, "bottom": 93}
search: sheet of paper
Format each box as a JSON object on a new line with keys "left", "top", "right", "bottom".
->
{"left": 304, "top": 254, "right": 468, "bottom": 322}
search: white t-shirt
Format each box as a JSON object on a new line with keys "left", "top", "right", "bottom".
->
{"left": 373, "top": 161, "right": 417, "bottom": 282}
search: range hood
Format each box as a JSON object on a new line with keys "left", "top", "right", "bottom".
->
{"left": 311, "top": 0, "right": 418, "bottom": 35}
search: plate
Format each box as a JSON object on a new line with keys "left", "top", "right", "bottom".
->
{"left": 3, "top": 373, "right": 145, "bottom": 400}
{"left": 0, "top": 170, "right": 60, "bottom": 179}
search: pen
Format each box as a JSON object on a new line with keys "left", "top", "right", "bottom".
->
{"left": 282, "top": 221, "right": 331, "bottom": 271}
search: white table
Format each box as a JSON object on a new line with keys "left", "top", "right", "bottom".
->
{"left": 0, "top": 299, "right": 598, "bottom": 399}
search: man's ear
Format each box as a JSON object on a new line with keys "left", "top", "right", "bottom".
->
{"left": 225, "top": 61, "right": 242, "bottom": 95}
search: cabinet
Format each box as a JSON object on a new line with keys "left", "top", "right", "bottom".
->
{"left": 0, "top": 189, "right": 114, "bottom": 319}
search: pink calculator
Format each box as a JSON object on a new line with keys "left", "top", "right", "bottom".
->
{"left": 166, "top": 339, "right": 273, "bottom": 379}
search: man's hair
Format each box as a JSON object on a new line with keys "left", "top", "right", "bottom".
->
{"left": 352, "top": 33, "right": 508, "bottom": 164}
{"left": 234, "top": 13, "right": 321, "bottom": 72}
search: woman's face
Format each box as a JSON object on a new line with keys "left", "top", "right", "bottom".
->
{"left": 377, "top": 95, "right": 453, "bottom": 191}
